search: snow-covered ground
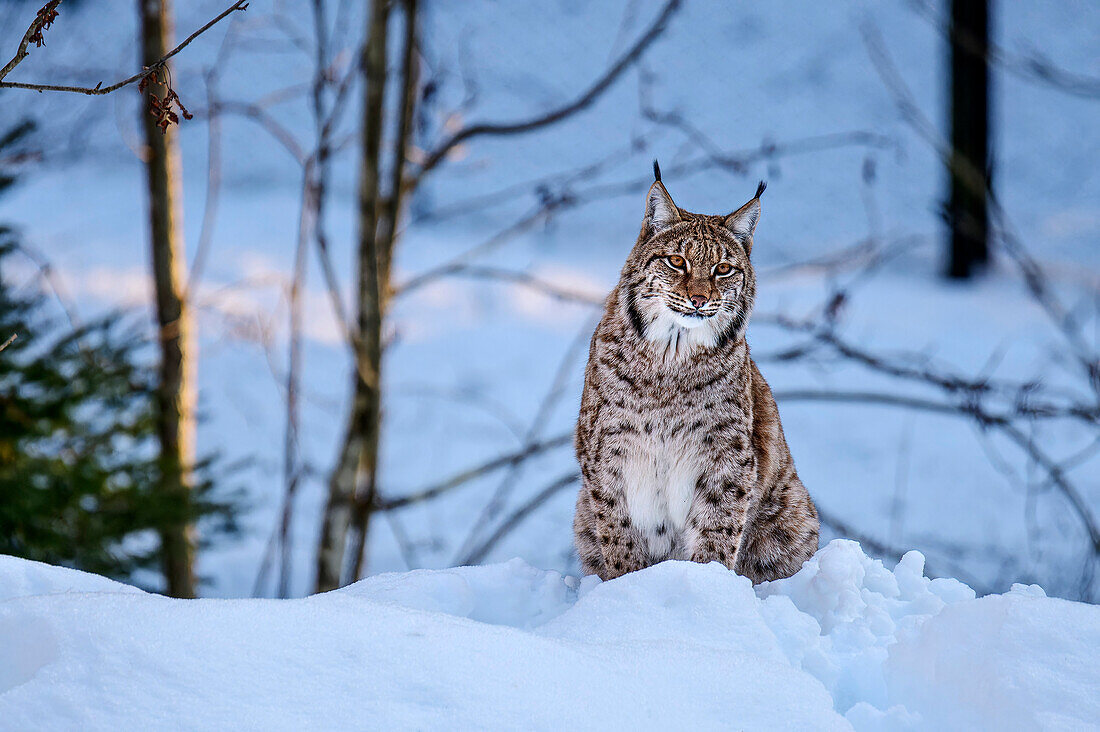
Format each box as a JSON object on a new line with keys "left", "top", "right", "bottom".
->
{"left": 2, "top": 540, "right": 1098, "bottom": 730}
{"left": 1, "top": 0, "right": 1098, "bottom": 599}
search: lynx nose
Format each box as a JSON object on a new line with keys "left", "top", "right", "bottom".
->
{"left": 689, "top": 294, "right": 708, "bottom": 310}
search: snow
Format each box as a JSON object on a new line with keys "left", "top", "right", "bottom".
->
{"left": 3, "top": 541, "right": 1098, "bottom": 730}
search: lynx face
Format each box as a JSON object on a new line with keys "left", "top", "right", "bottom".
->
{"left": 620, "top": 172, "right": 764, "bottom": 356}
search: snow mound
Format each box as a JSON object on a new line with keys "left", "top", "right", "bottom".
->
{"left": 2, "top": 541, "right": 1097, "bottom": 730}
{"left": 0, "top": 555, "right": 144, "bottom": 602}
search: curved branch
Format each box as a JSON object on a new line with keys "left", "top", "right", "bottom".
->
{"left": 458, "top": 472, "right": 579, "bottom": 566}
{"left": 816, "top": 505, "right": 992, "bottom": 593}
{"left": 0, "top": 1, "right": 62, "bottom": 83}
{"left": 773, "top": 387, "right": 1100, "bottom": 554}
{"left": 375, "top": 432, "right": 573, "bottom": 512}
{"left": 398, "top": 264, "right": 606, "bottom": 307}
{"left": 0, "top": 0, "right": 248, "bottom": 95}
{"left": 410, "top": 0, "right": 682, "bottom": 184}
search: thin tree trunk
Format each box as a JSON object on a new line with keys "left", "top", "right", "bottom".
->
{"left": 376, "top": 0, "right": 418, "bottom": 303}
{"left": 945, "top": 0, "right": 991, "bottom": 279}
{"left": 347, "top": 0, "right": 419, "bottom": 583}
{"left": 315, "top": 0, "right": 389, "bottom": 593}
{"left": 140, "top": 0, "right": 196, "bottom": 598}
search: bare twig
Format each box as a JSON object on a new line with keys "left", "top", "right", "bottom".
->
{"left": 0, "top": 0, "right": 249, "bottom": 96}
{"left": 454, "top": 318, "right": 594, "bottom": 564}
{"left": 375, "top": 432, "right": 573, "bottom": 512}
{"left": 400, "top": 265, "right": 606, "bottom": 308}
{"left": 413, "top": 134, "right": 654, "bottom": 224}
{"left": 862, "top": 20, "right": 1100, "bottom": 387}
{"left": 907, "top": 0, "right": 1100, "bottom": 101}
{"left": 272, "top": 166, "right": 313, "bottom": 598}
{"left": 410, "top": 0, "right": 682, "bottom": 185}
{"left": 205, "top": 100, "right": 306, "bottom": 163}
{"left": 186, "top": 18, "right": 241, "bottom": 297}
{"left": 10, "top": 242, "right": 84, "bottom": 337}
{"left": 395, "top": 201, "right": 571, "bottom": 297}
{"left": 998, "top": 423, "right": 1100, "bottom": 554}
{"left": 816, "top": 505, "right": 992, "bottom": 594}
{"left": 0, "top": 333, "right": 16, "bottom": 353}
{"left": 0, "top": 0, "right": 61, "bottom": 82}
{"left": 763, "top": 313, "right": 1100, "bottom": 427}
{"left": 460, "top": 472, "right": 580, "bottom": 566}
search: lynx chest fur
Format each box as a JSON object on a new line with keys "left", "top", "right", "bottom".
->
{"left": 573, "top": 162, "right": 819, "bottom": 583}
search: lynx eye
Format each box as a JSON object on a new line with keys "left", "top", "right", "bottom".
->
{"left": 666, "top": 255, "right": 686, "bottom": 271}
{"left": 713, "top": 262, "right": 734, "bottom": 277}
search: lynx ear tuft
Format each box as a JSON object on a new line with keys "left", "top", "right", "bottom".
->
{"left": 722, "top": 181, "right": 766, "bottom": 250}
{"left": 644, "top": 178, "right": 680, "bottom": 234}
{"left": 644, "top": 161, "right": 679, "bottom": 234}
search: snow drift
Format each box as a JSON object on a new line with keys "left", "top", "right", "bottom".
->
{"left": 1, "top": 540, "right": 1097, "bottom": 730}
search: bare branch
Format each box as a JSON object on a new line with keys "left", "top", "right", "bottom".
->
{"left": 774, "top": 389, "right": 1011, "bottom": 424}
{"left": 460, "top": 472, "right": 580, "bottom": 567}
{"left": 0, "top": 0, "right": 248, "bottom": 96}
{"left": 0, "top": 333, "right": 17, "bottom": 353}
{"left": 862, "top": 19, "right": 1099, "bottom": 386}
{"left": 394, "top": 201, "right": 569, "bottom": 297}
{"left": 186, "top": 67, "right": 230, "bottom": 297}
{"left": 275, "top": 167, "right": 311, "bottom": 598}
{"left": 998, "top": 423, "right": 1100, "bottom": 554}
{"left": 0, "top": 1, "right": 62, "bottom": 83}
{"left": 400, "top": 131, "right": 895, "bottom": 299}
{"left": 816, "top": 505, "right": 992, "bottom": 594}
{"left": 400, "top": 265, "right": 605, "bottom": 308}
{"left": 375, "top": 432, "right": 573, "bottom": 512}
{"left": 410, "top": 0, "right": 682, "bottom": 184}
{"left": 907, "top": 0, "right": 1100, "bottom": 101}
{"left": 205, "top": 100, "right": 306, "bottom": 163}
{"left": 453, "top": 318, "right": 594, "bottom": 564}
{"left": 763, "top": 313, "right": 1100, "bottom": 427}
{"left": 764, "top": 305, "right": 1100, "bottom": 557}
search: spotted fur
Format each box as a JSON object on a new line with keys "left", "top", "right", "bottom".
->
{"left": 573, "top": 164, "right": 818, "bottom": 582}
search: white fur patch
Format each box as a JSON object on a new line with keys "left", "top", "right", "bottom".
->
{"left": 642, "top": 302, "right": 720, "bottom": 361}
{"left": 622, "top": 439, "right": 704, "bottom": 560}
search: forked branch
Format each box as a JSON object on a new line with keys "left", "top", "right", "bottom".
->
{"left": 410, "top": 0, "right": 682, "bottom": 185}
{"left": 0, "top": 0, "right": 248, "bottom": 97}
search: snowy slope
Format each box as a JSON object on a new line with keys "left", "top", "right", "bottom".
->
{"left": 2, "top": 541, "right": 1098, "bottom": 731}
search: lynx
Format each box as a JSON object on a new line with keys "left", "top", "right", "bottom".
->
{"left": 573, "top": 162, "right": 819, "bottom": 583}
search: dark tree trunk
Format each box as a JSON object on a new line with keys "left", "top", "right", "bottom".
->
{"left": 945, "top": 0, "right": 991, "bottom": 279}
{"left": 139, "top": 0, "right": 197, "bottom": 597}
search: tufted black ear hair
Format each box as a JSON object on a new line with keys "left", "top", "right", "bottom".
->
{"left": 723, "top": 180, "right": 766, "bottom": 253}
{"left": 643, "top": 159, "right": 680, "bottom": 235}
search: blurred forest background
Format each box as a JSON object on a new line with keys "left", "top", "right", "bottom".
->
{"left": 1, "top": 0, "right": 1098, "bottom": 601}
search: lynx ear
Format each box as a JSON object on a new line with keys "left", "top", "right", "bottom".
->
{"left": 723, "top": 180, "right": 766, "bottom": 253}
{"left": 644, "top": 163, "right": 680, "bottom": 235}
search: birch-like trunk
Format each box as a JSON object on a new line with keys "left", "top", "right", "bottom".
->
{"left": 315, "top": 0, "right": 389, "bottom": 593}
{"left": 140, "top": 0, "right": 197, "bottom": 598}
{"left": 316, "top": 0, "right": 419, "bottom": 592}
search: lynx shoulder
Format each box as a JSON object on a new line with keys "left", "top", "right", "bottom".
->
{"left": 573, "top": 161, "right": 818, "bottom": 582}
